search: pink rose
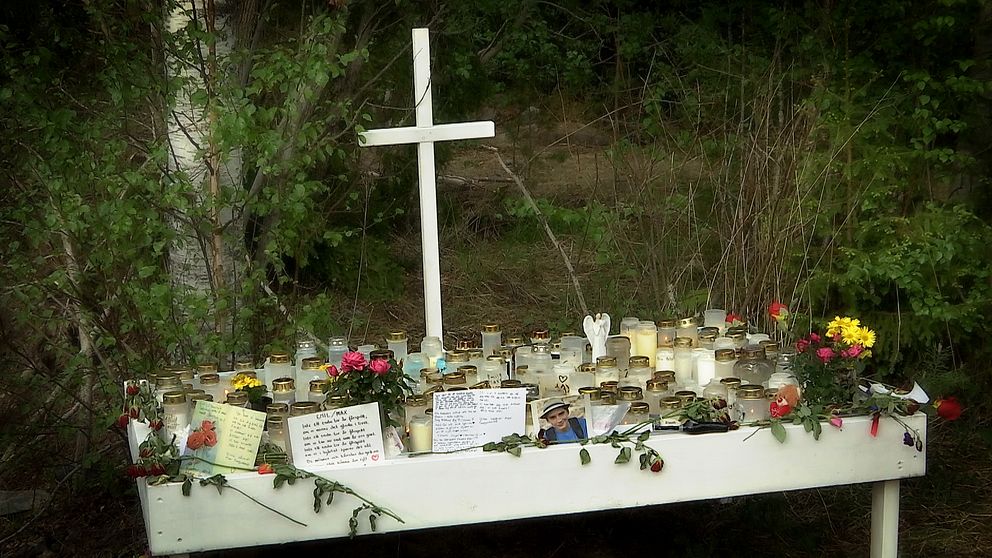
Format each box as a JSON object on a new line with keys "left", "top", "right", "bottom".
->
{"left": 829, "top": 416, "right": 843, "bottom": 429}
{"left": 832, "top": 332, "right": 842, "bottom": 343}
{"left": 186, "top": 431, "right": 205, "bottom": 450}
{"left": 369, "top": 358, "right": 391, "bottom": 376}
{"left": 325, "top": 364, "right": 340, "bottom": 378}
{"left": 841, "top": 344, "right": 863, "bottom": 358}
{"left": 796, "top": 338, "right": 810, "bottom": 353}
{"left": 340, "top": 351, "right": 367, "bottom": 372}
{"left": 816, "top": 347, "right": 835, "bottom": 364}
{"left": 809, "top": 332, "right": 821, "bottom": 343}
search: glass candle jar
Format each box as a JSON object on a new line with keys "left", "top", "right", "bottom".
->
{"left": 265, "top": 415, "right": 288, "bottom": 452}
{"left": 266, "top": 402, "right": 289, "bottom": 417}
{"left": 295, "top": 339, "right": 317, "bottom": 373}
{"left": 386, "top": 331, "right": 408, "bottom": 365}
{"left": 735, "top": 384, "right": 769, "bottom": 422}
{"left": 775, "top": 350, "right": 796, "bottom": 375}
{"left": 403, "top": 394, "right": 429, "bottom": 434}
{"left": 622, "top": 401, "right": 651, "bottom": 425}
{"left": 623, "top": 356, "right": 654, "bottom": 390}
{"left": 673, "top": 337, "right": 694, "bottom": 388}
{"left": 530, "top": 328, "right": 551, "bottom": 345}
{"left": 420, "top": 336, "right": 444, "bottom": 368}
{"left": 457, "top": 365, "right": 479, "bottom": 387}
{"left": 498, "top": 348, "right": 514, "bottom": 379}
{"left": 356, "top": 344, "right": 376, "bottom": 361}
{"left": 618, "top": 386, "right": 643, "bottom": 403}
{"left": 404, "top": 353, "right": 429, "bottom": 380}
{"left": 654, "top": 370, "right": 676, "bottom": 387}
{"left": 600, "top": 381, "right": 619, "bottom": 395}
{"left": 606, "top": 336, "right": 632, "bottom": 371}
{"left": 327, "top": 336, "right": 348, "bottom": 368}
{"left": 446, "top": 350, "right": 469, "bottom": 370}
{"left": 676, "top": 316, "right": 700, "bottom": 347}
{"left": 296, "top": 357, "right": 325, "bottom": 402}
{"left": 408, "top": 414, "right": 432, "bottom": 453}
{"left": 290, "top": 401, "right": 319, "bottom": 416}
{"left": 657, "top": 396, "right": 683, "bottom": 430}
{"left": 324, "top": 394, "right": 350, "bottom": 410}
{"left": 263, "top": 353, "right": 293, "bottom": 392}
{"left": 529, "top": 344, "right": 553, "bottom": 375}
{"left": 720, "top": 377, "right": 742, "bottom": 406}
{"left": 767, "top": 372, "right": 799, "bottom": 391}
{"left": 695, "top": 350, "right": 716, "bottom": 388}
{"left": 271, "top": 377, "right": 296, "bottom": 406}
{"left": 760, "top": 340, "right": 779, "bottom": 363}
{"left": 698, "top": 327, "right": 719, "bottom": 350}
{"left": 644, "top": 379, "right": 669, "bottom": 414}
{"left": 747, "top": 333, "right": 771, "bottom": 346}
{"left": 655, "top": 346, "right": 675, "bottom": 372}
{"left": 500, "top": 379, "right": 523, "bottom": 389}
{"left": 600, "top": 391, "right": 618, "bottom": 405}
{"left": 714, "top": 349, "right": 737, "bottom": 378}
{"left": 619, "top": 317, "right": 640, "bottom": 339}
{"left": 443, "top": 371, "right": 467, "bottom": 387}
{"left": 703, "top": 309, "right": 727, "bottom": 331}
{"left": 734, "top": 345, "right": 773, "bottom": 387}
{"left": 559, "top": 335, "right": 587, "bottom": 366}
{"left": 189, "top": 392, "right": 212, "bottom": 411}
{"left": 674, "top": 390, "right": 697, "bottom": 406}
{"left": 198, "top": 373, "right": 224, "bottom": 404}
{"left": 595, "top": 356, "right": 620, "bottom": 385}
{"left": 154, "top": 373, "right": 182, "bottom": 404}
{"left": 727, "top": 329, "right": 747, "bottom": 350}
{"left": 308, "top": 379, "right": 328, "bottom": 407}
{"left": 702, "top": 378, "right": 728, "bottom": 401}
{"left": 162, "top": 391, "right": 190, "bottom": 441}
{"left": 657, "top": 318, "right": 677, "bottom": 347}
{"left": 481, "top": 357, "right": 506, "bottom": 389}
{"left": 714, "top": 337, "right": 736, "bottom": 352}
{"left": 634, "top": 321, "right": 658, "bottom": 367}
{"left": 418, "top": 367, "right": 442, "bottom": 393}
{"left": 540, "top": 362, "right": 568, "bottom": 397}
{"left": 481, "top": 324, "right": 502, "bottom": 357}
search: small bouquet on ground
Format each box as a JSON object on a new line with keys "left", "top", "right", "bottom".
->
{"left": 232, "top": 372, "right": 268, "bottom": 407}
{"left": 323, "top": 351, "right": 415, "bottom": 428}
{"left": 791, "top": 316, "right": 875, "bottom": 406}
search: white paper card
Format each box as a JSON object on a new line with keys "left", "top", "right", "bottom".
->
{"left": 286, "top": 402, "right": 385, "bottom": 469}
{"left": 431, "top": 388, "right": 527, "bottom": 453}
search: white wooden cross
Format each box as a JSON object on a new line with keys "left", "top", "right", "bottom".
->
{"left": 358, "top": 28, "right": 495, "bottom": 342}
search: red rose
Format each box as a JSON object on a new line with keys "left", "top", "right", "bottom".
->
{"left": 768, "top": 300, "right": 789, "bottom": 319}
{"left": 650, "top": 459, "right": 663, "bottom": 473}
{"left": 795, "top": 338, "right": 810, "bottom": 353}
{"left": 369, "top": 358, "right": 391, "bottom": 376}
{"left": 148, "top": 463, "right": 166, "bottom": 476}
{"left": 116, "top": 414, "right": 130, "bottom": 429}
{"left": 816, "top": 347, "right": 835, "bottom": 364}
{"left": 139, "top": 447, "right": 154, "bottom": 459}
{"left": 148, "top": 419, "right": 163, "bottom": 431}
{"left": 340, "top": 351, "right": 367, "bottom": 373}
{"left": 935, "top": 397, "right": 963, "bottom": 421}
{"left": 725, "top": 312, "right": 744, "bottom": 326}
{"left": 769, "top": 400, "right": 791, "bottom": 418}
{"left": 809, "top": 332, "right": 821, "bottom": 343}
{"left": 257, "top": 463, "right": 274, "bottom": 475}
{"left": 126, "top": 465, "right": 146, "bottom": 479}
{"left": 128, "top": 407, "right": 140, "bottom": 419}
{"left": 203, "top": 429, "right": 218, "bottom": 448}
{"left": 186, "top": 431, "right": 205, "bottom": 450}
{"left": 325, "top": 364, "right": 340, "bottom": 378}
{"left": 126, "top": 383, "right": 140, "bottom": 396}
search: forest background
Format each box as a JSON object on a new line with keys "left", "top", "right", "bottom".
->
{"left": 1, "top": 0, "right": 991, "bottom": 556}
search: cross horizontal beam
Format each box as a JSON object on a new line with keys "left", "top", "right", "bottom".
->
{"left": 360, "top": 121, "right": 495, "bottom": 147}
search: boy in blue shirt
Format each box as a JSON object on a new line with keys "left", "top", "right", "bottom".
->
{"left": 539, "top": 401, "right": 587, "bottom": 443}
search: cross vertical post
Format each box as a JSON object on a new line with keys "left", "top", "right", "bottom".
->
{"left": 358, "top": 28, "right": 495, "bottom": 342}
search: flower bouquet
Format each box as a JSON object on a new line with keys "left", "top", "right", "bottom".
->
{"left": 792, "top": 316, "right": 876, "bottom": 406}
{"left": 323, "top": 351, "right": 414, "bottom": 428}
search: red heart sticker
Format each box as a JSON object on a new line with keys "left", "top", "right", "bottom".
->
{"left": 370, "top": 453, "right": 380, "bottom": 461}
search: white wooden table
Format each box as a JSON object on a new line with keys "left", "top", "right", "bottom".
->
{"left": 129, "top": 413, "right": 925, "bottom": 557}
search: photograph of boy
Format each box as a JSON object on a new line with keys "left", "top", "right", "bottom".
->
{"left": 539, "top": 400, "right": 588, "bottom": 443}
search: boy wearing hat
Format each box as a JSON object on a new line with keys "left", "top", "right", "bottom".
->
{"left": 539, "top": 400, "right": 587, "bottom": 443}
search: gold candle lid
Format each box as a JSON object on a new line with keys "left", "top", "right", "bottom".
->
{"left": 199, "top": 373, "right": 220, "bottom": 385}
{"left": 195, "top": 363, "right": 218, "bottom": 374}
{"left": 189, "top": 392, "right": 212, "bottom": 402}
{"left": 265, "top": 415, "right": 285, "bottom": 429}
{"left": 577, "top": 386, "right": 601, "bottom": 400}
{"left": 497, "top": 348, "right": 514, "bottom": 359}
{"left": 578, "top": 363, "right": 597, "bottom": 373}
{"left": 369, "top": 349, "right": 394, "bottom": 362}
{"left": 659, "top": 396, "right": 682, "bottom": 410}
{"left": 470, "top": 381, "right": 491, "bottom": 389}
{"left": 600, "top": 381, "right": 619, "bottom": 394}
{"left": 468, "top": 349, "right": 484, "bottom": 359}
{"left": 500, "top": 379, "right": 523, "bottom": 388}
{"left": 727, "top": 330, "right": 747, "bottom": 340}
{"left": 386, "top": 331, "right": 407, "bottom": 342}
{"left": 301, "top": 357, "right": 325, "bottom": 370}
{"left": 618, "top": 386, "right": 643, "bottom": 401}
{"left": 290, "top": 401, "right": 319, "bottom": 416}
{"left": 674, "top": 337, "right": 693, "bottom": 348}
{"left": 674, "top": 390, "right": 697, "bottom": 404}
{"left": 505, "top": 336, "right": 525, "bottom": 346}
{"left": 737, "top": 384, "right": 765, "bottom": 400}
{"left": 482, "top": 324, "right": 500, "bottom": 333}
{"left": 235, "top": 358, "right": 255, "bottom": 371}
{"left": 654, "top": 370, "right": 676, "bottom": 383}
{"left": 646, "top": 379, "right": 668, "bottom": 392}
{"left": 765, "top": 388, "right": 780, "bottom": 401}
{"left": 720, "top": 377, "right": 743, "bottom": 388}
{"left": 628, "top": 355, "right": 650, "bottom": 368}
{"left": 531, "top": 328, "right": 550, "bottom": 340}
{"left": 678, "top": 316, "right": 698, "bottom": 328}
{"left": 325, "top": 394, "right": 349, "bottom": 407}
{"left": 226, "top": 391, "right": 249, "bottom": 405}
{"left": 455, "top": 338, "right": 474, "bottom": 350}
{"left": 443, "top": 372, "right": 467, "bottom": 385}
{"left": 630, "top": 401, "right": 650, "bottom": 414}
{"left": 269, "top": 353, "right": 291, "bottom": 364}
{"left": 715, "top": 349, "right": 737, "bottom": 361}
{"left": 760, "top": 340, "right": 779, "bottom": 351}
{"left": 420, "top": 366, "right": 440, "bottom": 378}
{"left": 266, "top": 403, "right": 290, "bottom": 415}
{"left": 699, "top": 327, "right": 720, "bottom": 340}
{"left": 272, "top": 377, "right": 295, "bottom": 392}
{"left": 457, "top": 365, "right": 478, "bottom": 375}
{"left": 486, "top": 355, "right": 505, "bottom": 363}
{"left": 446, "top": 386, "right": 469, "bottom": 392}
{"left": 309, "top": 379, "right": 327, "bottom": 392}
{"left": 596, "top": 356, "right": 618, "bottom": 367}
{"left": 162, "top": 391, "right": 187, "bottom": 404}
{"left": 741, "top": 345, "right": 766, "bottom": 360}
{"left": 175, "top": 367, "right": 196, "bottom": 381}
{"left": 446, "top": 350, "right": 469, "bottom": 363}
{"left": 156, "top": 374, "right": 181, "bottom": 387}
{"left": 405, "top": 394, "right": 427, "bottom": 405}
{"left": 600, "top": 391, "right": 617, "bottom": 405}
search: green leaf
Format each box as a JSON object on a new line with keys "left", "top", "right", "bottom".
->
{"left": 812, "top": 420, "right": 822, "bottom": 441}
{"left": 639, "top": 452, "right": 649, "bottom": 470}
{"left": 579, "top": 448, "right": 591, "bottom": 465}
{"left": 274, "top": 475, "right": 286, "bottom": 489}
{"left": 181, "top": 478, "right": 192, "bottom": 497}
{"left": 637, "top": 431, "right": 650, "bottom": 442}
{"left": 771, "top": 421, "right": 787, "bottom": 444}
{"left": 615, "top": 446, "right": 632, "bottom": 464}
{"left": 507, "top": 446, "right": 522, "bottom": 457}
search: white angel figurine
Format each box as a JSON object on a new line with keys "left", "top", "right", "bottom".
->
{"left": 583, "top": 313, "right": 611, "bottom": 362}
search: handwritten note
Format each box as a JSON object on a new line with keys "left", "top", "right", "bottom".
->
{"left": 431, "top": 388, "right": 526, "bottom": 452}
{"left": 181, "top": 400, "right": 266, "bottom": 476}
{"left": 286, "top": 402, "right": 385, "bottom": 469}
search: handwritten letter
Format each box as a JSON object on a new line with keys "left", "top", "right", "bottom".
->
{"left": 181, "top": 400, "right": 266, "bottom": 476}
{"left": 287, "top": 402, "right": 385, "bottom": 469}
{"left": 431, "top": 388, "right": 526, "bottom": 452}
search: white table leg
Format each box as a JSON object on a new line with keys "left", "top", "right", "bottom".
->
{"left": 870, "top": 479, "right": 900, "bottom": 558}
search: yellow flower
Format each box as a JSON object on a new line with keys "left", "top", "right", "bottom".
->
{"left": 232, "top": 373, "right": 261, "bottom": 390}
{"left": 827, "top": 316, "right": 860, "bottom": 337}
{"left": 858, "top": 327, "right": 876, "bottom": 348}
